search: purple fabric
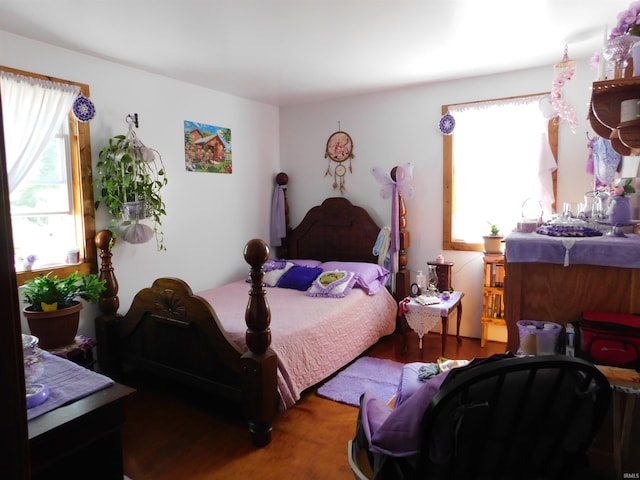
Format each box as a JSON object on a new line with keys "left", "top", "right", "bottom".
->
{"left": 263, "top": 258, "right": 288, "bottom": 271}
{"left": 364, "top": 371, "right": 450, "bottom": 457}
{"left": 320, "top": 261, "right": 390, "bottom": 295}
{"left": 364, "top": 353, "right": 515, "bottom": 458}
{"left": 27, "top": 351, "right": 114, "bottom": 420}
{"left": 394, "top": 362, "right": 438, "bottom": 407}
{"left": 289, "top": 259, "right": 322, "bottom": 268}
{"left": 391, "top": 183, "right": 399, "bottom": 272}
{"left": 505, "top": 232, "right": 640, "bottom": 268}
{"left": 270, "top": 184, "right": 286, "bottom": 246}
{"left": 276, "top": 265, "right": 323, "bottom": 291}
{"left": 245, "top": 259, "right": 293, "bottom": 287}
{"left": 317, "top": 356, "right": 404, "bottom": 406}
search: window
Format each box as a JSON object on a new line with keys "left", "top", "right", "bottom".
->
{"left": 443, "top": 94, "right": 558, "bottom": 251}
{"left": 0, "top": 66, "right": 97, "bottom": 284}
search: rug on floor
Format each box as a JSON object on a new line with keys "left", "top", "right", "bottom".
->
{"left": 317, "top": 356, "right": 404, "bottom": 407}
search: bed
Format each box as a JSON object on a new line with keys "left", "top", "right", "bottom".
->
{"left": 94, "top": 171, "right": 409, "bottom": 447}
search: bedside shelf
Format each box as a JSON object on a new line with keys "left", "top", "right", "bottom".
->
{"left": 481, "top": 254, "right": 506, "bottom": 347}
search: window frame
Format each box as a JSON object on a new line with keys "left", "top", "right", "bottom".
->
{"left": 442, "top": 94, "right": 558, "bottom": 252}
{"left": 1, "top": 66, "right": 98, "bottom": 284}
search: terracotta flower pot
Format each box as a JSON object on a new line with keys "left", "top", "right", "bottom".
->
{"left": 23, "top": 301, "right": 82, "bottom": 350}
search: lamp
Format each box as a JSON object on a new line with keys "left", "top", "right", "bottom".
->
{"left": 551, "top": 45, "right": 577, "bottom": 133}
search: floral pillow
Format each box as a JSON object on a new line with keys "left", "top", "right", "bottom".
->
{"left": 306, "top": 270, "right": 357, "bottom": 298}
{"left": 319, "top": 261, "right": 390, "bottom": 295}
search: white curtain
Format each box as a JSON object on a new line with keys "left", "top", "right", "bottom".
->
{"left": 0, "top": 71, "right": 80, "bottom": 192}
{"left": 448, "top": 95, "right": 557, "bottom": 240}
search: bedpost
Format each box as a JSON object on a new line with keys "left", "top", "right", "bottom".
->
{"left": 241, "top": 238, "right": 278, "bottom": 447}
{"left": 391, "top": 167, "right": 410, "bottom": 301}
{"left": 94, "top": 229, "right": 122, "bottom": 376}
{"left": 274, "top": 172, "right": 290, "bottom": 258}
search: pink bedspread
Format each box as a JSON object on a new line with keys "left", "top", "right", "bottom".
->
{"left": 197, "top": 281, "right": 397, "bottom": 409}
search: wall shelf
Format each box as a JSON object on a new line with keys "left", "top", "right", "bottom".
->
{"left": 589, "top": 78, "right": 640, "bottom": 155}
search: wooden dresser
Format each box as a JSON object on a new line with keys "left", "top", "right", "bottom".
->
{"left": 503, "top": 232, "right": 640, "bottom": 353}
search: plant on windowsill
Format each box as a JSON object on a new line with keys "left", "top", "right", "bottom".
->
{"left": 483, "top": 222, "right": 504, "bottom": 254}
{"left": 94, "top": 128, "right": 168, "bottom": 251}
{"left": 22, "top": 272, "right": 106, "bottom": 349}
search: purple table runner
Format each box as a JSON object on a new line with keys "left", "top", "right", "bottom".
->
{"left": 505, "top": 232, "right": 640, "bottom": 268}
{"left": 27, "top": 351, "right": 114, "bottom": 420}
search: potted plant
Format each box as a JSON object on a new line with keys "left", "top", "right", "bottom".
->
{"left": 483, "top": 222, "right": 504, "bottom": 254}
{"left": 22, "top": 272, "right": 106, "bottom": 349}
{"left": 94, "top": 131, "right": 168, "bottom": 250}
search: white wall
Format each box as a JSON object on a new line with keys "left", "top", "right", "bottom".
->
{"left": 2, "top": 27, "right": 604, "bottom": 344}
{"left": 280, "top": 60, "right": 597, "bottom": 343}
{"left": 0, "top": 31, "right": 280, "bottom": 339}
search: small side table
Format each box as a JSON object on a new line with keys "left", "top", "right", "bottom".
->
{"left": 48, "top": 335, "right": 97, "bottom": 370}
{"left": 400, "top": 291, "right": 464, "bottom": 357}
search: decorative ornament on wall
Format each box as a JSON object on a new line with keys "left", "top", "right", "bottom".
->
{"left": 324, "top": 126, "right": 354, "bottom": 195}
{"left": 439, "top": 112, "right": 455, "bottom": 135}
{"left": 551, "top": 44, "right": 577, "bottom": 133}
{"left": 72, "top": 95, "right": 96, "bottom": 123}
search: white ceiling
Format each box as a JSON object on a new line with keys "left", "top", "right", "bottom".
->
{"left": 0, "top": 1, "right": 631, "bottom": 107}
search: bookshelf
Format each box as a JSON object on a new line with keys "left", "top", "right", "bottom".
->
{"left": 481, "top": 254, "right": 505, "bottom": 347}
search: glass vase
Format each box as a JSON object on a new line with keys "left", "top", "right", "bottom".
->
{"left": 427, "top": 265, "right": 439, "bottom": 294}
{"left": 609, "top": 195, "right": 631, "bottom": 225}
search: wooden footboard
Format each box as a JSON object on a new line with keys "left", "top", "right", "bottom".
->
{"left": 94, "top": 231, "right": 277, "bottom": 447}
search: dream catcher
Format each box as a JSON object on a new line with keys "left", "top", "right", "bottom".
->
{"left": 324, "top": 129, "right": 354, "bottom": 194}
{"left": 371, "top": 163, "right": 414, "bottom": 273}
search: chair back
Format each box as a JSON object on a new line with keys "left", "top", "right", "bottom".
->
{"left": 416, "top": 355, "right": 611, "bottom": 480}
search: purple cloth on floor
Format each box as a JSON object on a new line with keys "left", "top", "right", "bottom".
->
{"left": 394, "top": 362, "right": 438, "bottom": 407}
{"left": 505, "top": 232, "right": 640, "bottom": 268}
{"left": 27, "top": 351, "right": 114, "bottom": 420}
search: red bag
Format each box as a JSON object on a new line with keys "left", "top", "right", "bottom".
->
{"left": 575, "top": 311, "right": 640, "bottom": 369}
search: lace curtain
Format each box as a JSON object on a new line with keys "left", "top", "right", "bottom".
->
{"left": 0, "top": 71, "right": 80, "bottom": 192}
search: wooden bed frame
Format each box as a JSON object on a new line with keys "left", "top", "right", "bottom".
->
{"left": 94, "top": 170, "right": 410, "bottom": 447}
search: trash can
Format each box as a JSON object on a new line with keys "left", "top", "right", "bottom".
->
{"left": 517, "top": 320, "right": 562, "bottom": 355}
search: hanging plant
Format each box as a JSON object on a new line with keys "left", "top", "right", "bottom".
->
{"left": 94, "top": 127, "right": 168, "bottom": 250}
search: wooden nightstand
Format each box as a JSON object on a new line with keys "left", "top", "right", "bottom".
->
{"left": 400, "top": 291, "right": 464, "bottom": 356}
{"left": 426, "top": 261, "right": 454, "bottom": 292}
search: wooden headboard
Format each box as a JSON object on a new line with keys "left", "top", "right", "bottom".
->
{"left": 273, "top": 170, "right": 410, "bottom": 299}
{"left": 288, "top": 197, "right": 379, "bottom": 263}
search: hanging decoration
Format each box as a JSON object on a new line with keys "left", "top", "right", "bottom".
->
{"left": 324, "top": 125, "right": 354, "bottom": 195}
{"left": 439, "top": 112, "right": 456, "bottom": 135}
{"left": 72, "top": 94, "right": 96, "bottom": 123}
{"left": 587, "top": 134, "right": 622, "bottom": 187}
{"left": 551, "top": 45, "right": 578, "bottom": 133}
{"left": 371, "top": 162, "right": 414, "bottom": 273}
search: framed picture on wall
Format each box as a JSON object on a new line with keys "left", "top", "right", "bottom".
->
{"left": 184, "top": 120, "right": 232, "bottom": 173}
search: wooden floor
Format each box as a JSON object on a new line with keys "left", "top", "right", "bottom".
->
{"left": 118, "top": 332, "right": 618, "bottom": 479}
{"left": 119, "top": 332, "right": 504, "bottom": 479}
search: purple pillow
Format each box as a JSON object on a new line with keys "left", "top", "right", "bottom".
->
{"left": 320, "top": 261, "right": 390, "bottom": 295}
{"left": 289, "top": 259, "right": 322, "bottom": 268}
{"left": 277, "top": 265, "right": 323, "bottom": 291}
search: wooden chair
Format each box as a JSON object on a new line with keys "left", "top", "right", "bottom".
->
{"left": 348, "top": 355, "right": 612, "bottom": 480}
